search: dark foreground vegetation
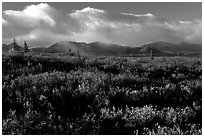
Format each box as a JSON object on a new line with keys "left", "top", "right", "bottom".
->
{"left": 2, "top": 53, "right": 202, "bottom": 135}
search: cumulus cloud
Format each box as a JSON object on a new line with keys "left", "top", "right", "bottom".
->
{"left": 3, "top": 3, "right": 58, "bottom": 28}
{"left": 2, "top": 3, "right": 202, "bottom": 48}
{"left": 163, "top": 19, "right": 202, "bottom": 42}
{"left": 2, "top": 3, "right": 69, "bottom": 47}
{"left": 67, "top": 6, "right": 201, "bottom": 46}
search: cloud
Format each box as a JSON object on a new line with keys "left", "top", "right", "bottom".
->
{"left": 2, "top": 3, "right": 69, "bottom": 47}
{"left": 3, "top": 3, "right": 58, "bottom": 28}
{"left": 71, "top": 6, "right": 105, "bottom": 16}
{"left": 2, "top": 18, "right": 8, "bottom": 25}
{"left": 163, "top": 19, "right": 202, "bottom": 42}
{"left": 67, "top": 6, "right": 201, "bottom": 46}
{"left": 178, "top": 20, "right": 192, "bottom": 24}
{"left": 121, "top": 12, "right": 154, "bottom": 17}
{"left": 2, "top": 3, "right": 202, "bottom": 48}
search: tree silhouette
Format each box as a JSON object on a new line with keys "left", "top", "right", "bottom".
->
{"left": 13, "top": 38, "right": 16, "bottom": 45}
{"left": 13, "top": 38, "right": 20, "bottom": 51}
{"left": 23, "top": 41, "right": 29, "bottom": 52}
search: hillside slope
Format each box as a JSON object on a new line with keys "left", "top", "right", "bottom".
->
{"left": 141, "top": 42, "right": 202, "bottom": 53}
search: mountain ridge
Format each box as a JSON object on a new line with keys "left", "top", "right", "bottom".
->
{"left": 2, "top": 41, "right": 202, "bottom": 56}
{"left": 141, "top": 41, "right": 202, "bottom": 53}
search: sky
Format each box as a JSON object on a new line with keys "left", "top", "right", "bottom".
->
{"left": 2, "top": 2, "right": 202, "bottom": 47}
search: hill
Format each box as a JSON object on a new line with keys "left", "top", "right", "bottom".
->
{"left": 30, "top": 47, "right": 47, "bottom": 53}
{"left": 47, "top": 41, "right": 166, "bottom": 56}
{"left": 2, "top": 43, "right": 22, "bottom": 52}
{"left": 3, "top": 41, "right": 201, "bottom": 56}
{"left": 141, "top": 41, "right": 202, "bottom": 54}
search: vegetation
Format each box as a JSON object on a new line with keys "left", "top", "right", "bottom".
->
{"left": 2, "top": 53, "right": 202, "bottom": 135}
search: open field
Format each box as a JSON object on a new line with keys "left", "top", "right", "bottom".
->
{"left": 2, "top": 53, "right": 202, "bottom": 135}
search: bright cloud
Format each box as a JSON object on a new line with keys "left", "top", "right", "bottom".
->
{"left": 2, "top": 18, "right": 8, "bottom": 25}
{"left": 179, "top": 21, "right": 192, "bottom": 24}
{"left": 2, "top": 3, "right": 202, "bottom": 47}
{"left": 3, "top": 3, "right": 58, "bottom": 28}
{"left": 121, "top": 12, "right": 154, "bottom": 17}
{"left": 164, "top": 20, "right": 202, "bottom": 41}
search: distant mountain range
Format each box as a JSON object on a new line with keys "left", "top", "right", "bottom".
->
{"left": 2, "top": 41, "right": 202, "bottom": 56}
{"left": 141, "top": 41, "right": 202, "bottom": 53}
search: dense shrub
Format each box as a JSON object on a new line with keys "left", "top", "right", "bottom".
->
{"left": 2, "top": 54, "right": 202, "bottom": 134}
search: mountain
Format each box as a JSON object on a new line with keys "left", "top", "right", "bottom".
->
{"left": 2, "top": 43, "right": 22, "bottom": 52}
{"left": 48, "top": 41, "right": 80, "bottom": 53}
{"left": 141, "top": 41, "right": 202, "bottom": 53}
{"left": 47, "top": 41, "right": 88, "bottom": 55}
{"left": 47, "top": 41, "right": 169, "bottom": 56}
{"left": 30, "top": 47, "right": 47, "bottom": 53}
{"left": 2, "top": 44, "right": 9, "bottom": 52}
{"left": 45, "top": 41, "right": 202, "bottom": 56}
{"left": 3, "top": 41, "right": 201, "bottom": 56}
{"left": 140, "top": 47, "right": 163, "bottom": 54}
{"left": 47, "top": 41, "right": 145, "bottom": 55}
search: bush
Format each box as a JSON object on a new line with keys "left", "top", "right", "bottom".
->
{"left": 2, "top": 55, "right": 202, "bottom": 134}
